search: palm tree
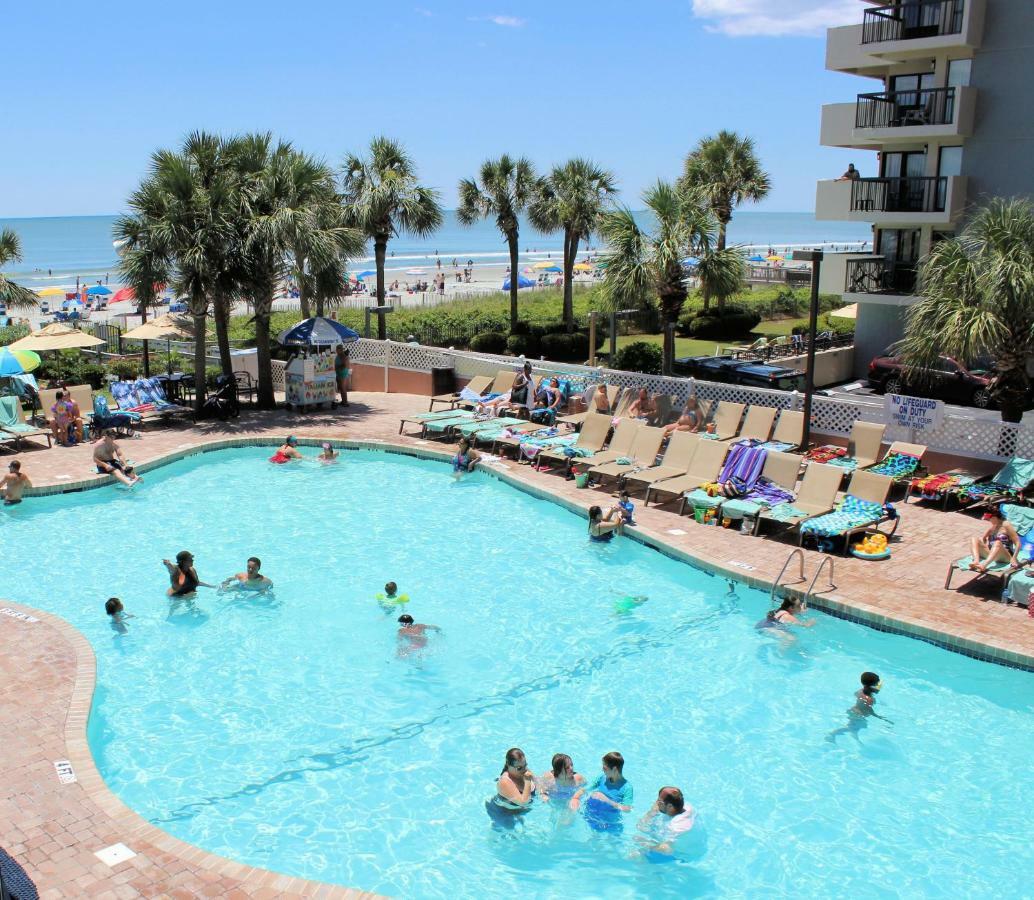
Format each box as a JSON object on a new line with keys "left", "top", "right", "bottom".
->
{"left": 529, "top": 159, "right": 616, "bottom": 332}
{"left": 696, "top": 246, "right": 746, "bottom": 314}
{"left": 113, "top": 210, "right": 171, "bottom": 378}
{"left": 457, "top": 155, "right": 537, "bottom": 330}
{"left": 341, "top": 137, "right": 443, "bottom": 339}
{"left": 0, "top": 228, "right": 39, "bottom": 310}
{"left": 283, "top": 151, "right": 364, "bottom": 320}
{"left": 680, "top": 130, "right": 771, "bottom": 252}
{"left": 310, "top": 260, "right": 351, "bottom": 318}
{"left": 600, "top": 182, "right": 736, "bottom": 375}
{"left": 900, "top": 197, "right": 1034, "bottom": 423}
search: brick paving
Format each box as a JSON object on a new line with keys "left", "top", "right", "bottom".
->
{"left": 2, "top": 391, "right": 1032, "bottom": 898}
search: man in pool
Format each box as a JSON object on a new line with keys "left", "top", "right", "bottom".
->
{"left": 396, "top": 614, "right": 441, "bottom": 656}
{"left": 635, "top": 786, "right": 697, "bottom": 857}
{"left": 827, "top": 671, "right": 892, "bottom": 743}
{"left": 584, "top": 751, "right": 633, "bottom": 832}
{"left": 0, "top": 460, "right": 31, "bottom": 505}
{"left": 221, "top": 557, "right": 273, "bottom": 592}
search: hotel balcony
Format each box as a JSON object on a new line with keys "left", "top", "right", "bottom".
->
{"left": 820, "top": 86, "right": 976, "bottom": 149}
{"left": 827, "top": 0, "right": 985, "bottom": 74}
{"left": 844, "top": 257, "right": 920, "bottom": 301}
{"left": 815, "top": 175, "right": 967, "bottom": 226}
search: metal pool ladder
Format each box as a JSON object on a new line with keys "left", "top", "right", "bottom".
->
{"left": 769, "top": 550, "right": 837, "bottom": 606}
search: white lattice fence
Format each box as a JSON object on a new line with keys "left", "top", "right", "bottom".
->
{"left": 271, "top": 359, "right": 286, "bottom": 392}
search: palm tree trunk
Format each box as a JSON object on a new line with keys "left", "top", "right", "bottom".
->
{"left": 213, "top": 291, "right": 233, "bottom": 377}
{"left": 374, "top": 235, "right": 388, "bottom": 340}
{"left": 660, "top": 295, "right": 682, "bottom": 377}
{"left": 140, "top": 302, "right": 150, "bottom": 378}
{"left": 717, "top": 219, "right": 728, "bottom": 253}
{"left": 190, "top": 297, "right": 208, "bottom": 414}
{"left": 507, "top": 231, "right": 520, "bottom": 330}
{"left": 563, "top": 229, "right": 578, "bottom": 333}
{"left": 255, "top": 298, "right": 275, "bottom": 410}
{"left": 295, "top": 251, "right": 311, "bottom": 319}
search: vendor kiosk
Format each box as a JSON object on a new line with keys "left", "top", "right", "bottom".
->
{"left": 285, "top": 351, "right": 336, "bottom": 410}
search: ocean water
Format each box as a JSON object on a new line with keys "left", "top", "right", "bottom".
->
{"left": 1, "top": 447, "right": 1031, "bottom": 898}
{"left": 0, "top": 212, "right": 870, "bottom": 287}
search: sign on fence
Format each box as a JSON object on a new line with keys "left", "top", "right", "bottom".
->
{"left": 883, "top": 394, "right": 944, "bottom": 433}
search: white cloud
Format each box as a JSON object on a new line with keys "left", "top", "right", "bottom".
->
{"left": 691, "top": 0, "right": 858, "bottom": 37}
{"left": 468, "top": 14, "right": 526, "bottom": 27}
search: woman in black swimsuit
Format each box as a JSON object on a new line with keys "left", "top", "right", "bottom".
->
{"left": 163, "top": 550, "right": 214, "bottom": 597}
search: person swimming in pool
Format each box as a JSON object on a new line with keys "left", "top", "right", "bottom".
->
{"left": 486, "top": 747, "right": 536, "bottom": 829}
{"left": 163, "top": 550, "right": 215, "bottom": 597}
{"left": 396, "top": 614, "right": 441, "bottom": 656}
{"left": 538, "top": 753, "right": 586, "bottom": 814}
{"left": 221, "top": 556, "right": 273, "bottom": 592}
{"left": 453, "top": 437, "right": 480, "bottom": 479}
{"left": 105, "top": 597, "right": 135, "bottom": 635}
{"left": 588, "top": 505, "right": 622, "bottom": 542}
{"left": 635, "top": 786, "right": 697, "bottom": 858}
{"left": 827, "top": 671, "right": 892, "bottom": 743}
{"left": 756, "top": 596, "right": 815, "bottom": 630}
{"left": 269, "top": 436, "right": 303, "bottom": 464}
{"left": 584, "top": 751, "right": 633, "bottom": 832}
{"left": 317, "top": 442, "right": 339, "bottom": 463}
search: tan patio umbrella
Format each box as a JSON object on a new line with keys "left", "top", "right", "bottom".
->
{"left": 122, "top": 313, "right": 194, "bottom": 376}
{"left": 829, "top": 303, "right": 858, "bottom": 319}
{"left": 8, "top": 322, "right": 106, "bottom": 351}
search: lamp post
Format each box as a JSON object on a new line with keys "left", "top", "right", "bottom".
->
{"left": 364, "top": 305, "right": 394, "bottom": 339}
{"left": 609, "top": 309, "right": 638, "bottom": 362}
{"left": 791, "top": 249, "right": 824, "bottom": 449}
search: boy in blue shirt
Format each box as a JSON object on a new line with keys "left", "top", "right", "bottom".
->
{"left": 584, "top": 751, "right": 633, "bottom": 832}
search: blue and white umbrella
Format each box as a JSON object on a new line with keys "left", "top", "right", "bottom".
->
{"left": 502, "top": 275, "right": 536, "bottom": 290}
{"left": 356, "top": 270, "right": 376, "bottom": 279}
{"left": 277, "top": 316, "right": 360, "bottom": 347}
{"left": 682, "top": 256, "right": 700, "bottom": 267}
{"left": 62, "top": 298, "right": 85, "bottom": 309}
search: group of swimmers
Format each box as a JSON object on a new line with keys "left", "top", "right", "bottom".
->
{"left": 269, "top": 436, "right": 339, "bottom": 465}
{"left": 378, "top": 581, "right": 441, "bottom": 655}
{"left": 488, "top": 749, "right": 697, "bottom": 858}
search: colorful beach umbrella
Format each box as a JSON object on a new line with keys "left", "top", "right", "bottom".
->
{"left": 277, "top": 316, "right": 360, "bottom": 347}
{"left": 748, "top": 254, "right": 766, "bottom": 262}
{"left": 573, "top": 263, "right": 592, "bottom": 272}
{"left": 541, "top": 265, "right": 563, "bottom": 273}
{"left": 765, "top": 255, "right": 782, "bottom": 262}
{"left": 37, "top": 286, "right": 66, "bottom": 297}
{"left": 111, "top": 287, "right": 137, "bottom": 303}
{"left": 502, "top": 276, "right": 535, "bottom": 290}
{"left": 356, "top": 270, "right": 376, "bottom": 279}
{"left": 0, "top": 347, "right": 41, "bottom": 375}
{"left": 87, "top": 285, "right": 112, "bottom": 296}
{"left": 533, "top": 260, "right": 557, "bottom": 270}
{"left": 62, "top": 298, "right": 85, "bottom": 309}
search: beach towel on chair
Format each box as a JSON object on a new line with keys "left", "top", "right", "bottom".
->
{"left": 766, "top": 503, "right": 810, "bottom": 523}
{"left": 111, "top": 381, "right": 152, "bottom": 413}
{"left": 806, "top": 445, "right": 848, "bottom": 465}
{"left": 93, "top": 395, "right": 138, "bottom": 428}
{"left": 954, "top": 458, "right": 1034, "bottom": 503}
{"left": 717, "top": 444, "right": 767, "bottom": 489}
{"left": 0, "top": 396, "right": 32, "bottom": 433}
{"left": 868, "top": 452, "right": 920, "bottom": 479}
{"left": 800, "top": 495, "right": 885, "bottom": 537}
{"left": 910, "top": 471, "right": 972, "bottom": 497}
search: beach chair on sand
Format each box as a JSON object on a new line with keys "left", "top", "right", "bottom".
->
{"left": 721, "top": 405, "right": 776, "bottom": 444}
{"left": 798, "top": 470, "right": 897, "bottom": 552}
{"left": 864, "top": 441, "right": 927, "bottom": 484}
{"left": 805, "top": 421, "right": 886, "bottom": 472}
{"left": 757, "top": 463, "right": 844, "bottom": 536}
{"left": 533, "top": 413, "right": 613, "bottom": 472}
{"left": 760, "top": 410, "right": 805, "bottom": 452}
{"left": 568, "top": 419, "right": 641, "bottom": 474}
{"left": 0, "top": 395, "right": 52, "bottom": 448}
{"left": 624, "top": 431, "right": 702, "bottom": 497}
{"left": 708, "top": 402, "right": 746, "bottom": 441}
{"left": 644, "top": 440, "right": 728, "bottom": 510}
{"left": 945, "top": 503, "right": 1034, "bottom": 591}
{"left": 559, "top": 384, "right": 618, "bottom": 429}
{"left": 587, "top": 426, "right": 666, "bottom": 488}
{"left": 429, "top": 374, "right": 491, "bottom": 411}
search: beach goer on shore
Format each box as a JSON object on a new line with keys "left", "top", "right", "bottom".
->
{"left": 269, "top": 436, "right": 303, "bottom": 464}
{"left": 453, "top": 437, "right": 480, "bottom": 478}
{"left": 584, "top": 751, "right": 633, "bottom": 832}
{"left": 94, "top": 431, "right": 140, "bottom": 486}
{"left": 756, "top": 595, "right": 815, "bottom": 631}
{"left": 589, "top": 505, "right": 622, "bottom": 542}
{"left": 105, "top": 597, "right": 135, "bottom": 634}
{"left": 163, "top": 550, "right": 214, "bottom": 598}
{"left": 1, "top": 460, "right": 31, "bottom": 505}
{"left": 538, "top": 753, "right": 586, "bottom": 813}
{"left": 837, "top": 163, "right": 861, "bottom": 181}
{"left": 635, "top": 787, "right": 697, "bottom": 858}
{"left": 221, "top": 557, "right": 273, "bottom": 592}
{"left": 335, "top": 345, "right": 351, "bottom": 407}
{"left": 486, "top": 748, "right": 536, "bottom": 829}
{"left": 664, "top": 396, "right": 702, "bottom": 436}
{"left": 827, "top": 671, "right": 892, "bottom": 743}
{"left": 968, "top": 509, "right": 1020, "bottom": 573}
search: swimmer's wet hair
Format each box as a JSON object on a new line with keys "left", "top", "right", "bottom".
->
{"left": 551, "top": 753, "right": 573, "bottom": 778}
{"left": 588, "top": 506, "right": 603, "bottom": 521}
{"left": 385, "top": 581, "right": 397, "bottom": 595}
{"left": 105, "top": 598, "right": 123, "bottom": 615}
{"left": 658, "top": 786, "right": 685, "bottom": 812}
{"left": 602, "top": 751, "right": 624, "bottom": 772}
{"left": 398, "top": 614, "right": 414, "bottom": 624}
{"left": 861, "top": 671, "right": 880, "bottom": 688}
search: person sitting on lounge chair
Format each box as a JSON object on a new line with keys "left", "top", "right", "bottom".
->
{"left": 663, "top": 396, "right": 702, "bottom": 437}
{"left": 530, "top": 378, "right": 564, "bottom": 425}
{"left": 969, "top": 510, "right": 1021, "bottom": 574}
{"left": 475, "top": 392, "right": 512, "bottom": 414}
{"left": 593, "top": 383, "right": 612, "bottom": 415}
{"left": 627, "top": 388, "right": 656, "bottom": 422}
{"left": 50, "top": 390, "right": 83, "bottom": 445}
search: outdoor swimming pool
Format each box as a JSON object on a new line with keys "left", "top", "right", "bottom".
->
{"left": 2, "top": 447, "right": 1032, "bottom": 898}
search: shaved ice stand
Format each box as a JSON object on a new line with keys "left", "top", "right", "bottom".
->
{"left": 285, "top": 351, "right": 337, "bottom": 410}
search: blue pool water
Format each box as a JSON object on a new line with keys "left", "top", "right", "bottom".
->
{"left": 2, "top": 448, "right": 1032, "bottom": 898}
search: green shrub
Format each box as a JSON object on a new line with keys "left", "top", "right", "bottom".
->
{"left": 37, "top": 351, "right": 108, "bottom": 389}
{"left": 541, "top": 331, "right": 590, "bottom": 362}
{"left": 821, "top": 313, "right": 856, "bottom": 336}
{"left": 468, "top": 331, "right": 508, "bottom": 354}
{"left": 612, "top": 341, "right": 663, "bottom": 374}
{"left": 108, "top": 358, "right": 141, "bottom": 381}
{"left": 682, "top": 306, "right": 762, "bottom": 339}
{"left": 506, "top": 333, "right": 530, "bottom": 356}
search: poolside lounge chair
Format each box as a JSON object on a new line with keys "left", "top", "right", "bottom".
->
{"left": 644, "top": 440, "right": 729, "bottom": 510}
{"left": 722, "top": 405, "right": 776, "bottom": 444}
{"left": 110, "top": 379, "right": 189, "bottom": 422}
{"left": 864, "top": 441, "right": 927, "bottom": 484}
{"left": 477, "top": 419, "right": 548, "bottom": 449}
{"left": 945, "top": 502, "right": 1034, "bottom": 591}
{"left": 454, "top": 369, "right": 517, "bottom": 410}
{"left": 567, "top": 419, "right": 641, "bottom": 474}
{"left": 492, "top": 420, "right": 568, "bottom": 455}
{"left": 587, "top": 426, "right": 666, "bottom": 488}
{"left": 708, "top": 401, "right": 746, "bottom": 441}
{"left": 611, "top": 390, "right": 633, "bottom": 419}
{"left": 624, "top": 431, "right": 702, "bottom": 497}
{"left": 399, "top": 407, "right": 475, "bottom": 435}
{"left": 558, "top": 384, "right": 618, "bottom": 429}
{"left": 534, "top": 413, "right": 613, "bottom": 472}
{"left": 682, "top": 442, "right": 771, "bottom": 517}
{"left": 798, "top": 470, "right": 896, "bottom": 552}
{"left": 720, "top": 451, "right": 805, "bottom": 527}
{"left": 454, "top": 416, "right": 526, "bottom": 439}
{"left": 429, "top": 374, "right": 491, "bottom": 411}
{"left": 422, "top": 411, "right": 481, "bottom": 438}
{"left": 759, "top": 409, "right": 805, "bottom": 452}
{"left": 924, "top": 457, "right": 1034, "bottom": 509}
{"left": 757, "top": 462, "right": 844, "bottom": 535}
{"left": 805, "top": 421, "right": 886, "bottom": 472}
{"left": 0, "top": 395, "right": 52, "bottom": 448}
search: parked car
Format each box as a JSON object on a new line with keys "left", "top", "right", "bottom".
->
{"left": 673, "top": 355, "right": 805, "bottom": 391}
{"left": 169, "top": 301, "right": 188, "bottom": 313}
{"left": 867, "top": 349, "right": 994, "bottom": 409}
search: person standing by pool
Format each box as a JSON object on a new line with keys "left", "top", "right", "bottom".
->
{"left": 635, "top": 787, "right": 697, "bottom": 857}
{"left": 1, "top": 460, "right": 31, "bottom": 505}
{"left": 538, "top": 753, "right": 586, "bottom": 813}
{"left": 221, "top": 557, "right": 273, "bottom": 592}
{"left": 453, "top": 437, "right": 480, "bottom": 479}
{"left": 163, "top": 550, "right": 214, "bottom": 597}
{"left": 827, "top": 671, "right": 892, "bottom": 743}
{"left": 584, "top": 751, "right": 633, "bottom": 832}
{"left": 94, "top": 431, "right": 141, "bottom": 486}
{"left": 486, "top": 747, "right": 536, "bottom": 829}
{"left": 335, "top": 345, "right": 351, "bottom": 407}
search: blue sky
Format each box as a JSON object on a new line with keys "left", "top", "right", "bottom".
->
{"left": 1, "top": 0, "right": 867, "bottom": 217}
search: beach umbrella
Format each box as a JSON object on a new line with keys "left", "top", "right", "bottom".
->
{"left": 87, "top": 285, "right": 112, "bottom": 296}
{"left": 748, "top": 254, "right": 766, "bottom": 262}
{"left": 277, "top": 316, "right": 360, "bottom": 348}
{"left": 356, "top": 270, "right": 376, "bottom": 279}
{"left": 541, "top": 265, "right": 563, "bottom": 273}
{"left": 533, "top": 260, "right": 557, "bottom": 270}
{"left": 405, "top": 268, "right": 426, "bottom": 276}
{"left": 37, "top": 286, "right": 66, "bottom": 298}
{"left": 502, "top": 275, "right": 535, "bottom": 290}
{"left": 682, "top": 256, "right": 700, "bottom": 267}
{"left": 0, "top": 347, "right": 41, "bottom": 375}
{"left": 62, "top": 298, "right": 85, "bottom": 309}
{"left": 765, "top": 255, "right": 782, "bottom": 262}
{"left": 829, "top": 303, "right": 858, "bottom": 319}
{"left": 8, "top": 322, "right": 106, "bottom": 351}
{"left": 573, "top": 263, "right": 593, "bottom": 272}
{"left": 111, "top": 287, "right": 136, "bottom": 303}
{"left": 122, "top": 313, "right": 194, "bottom": 341}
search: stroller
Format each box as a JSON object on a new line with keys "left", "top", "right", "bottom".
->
{"left": 200, "top": 375, "right": 240, "bottom": 420}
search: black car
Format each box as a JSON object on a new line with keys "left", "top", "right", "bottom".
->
{"left": 673, "top": 356, "right": 805, "bottom": 391}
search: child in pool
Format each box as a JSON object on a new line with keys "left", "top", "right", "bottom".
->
{"left": 605, "top": 490, "right": 636, "bottom": 526}
{"left": 317, "top": 442, "right": 339, "bottom": 463}
{"left": 377, "top": 581, "right": 409, "bottom": 613}
{"left": 827, "top": 671, "right": 892, "bottom": 743}
{"left": 584, "top": 751, "right": 633, "bottom": 832}
{"left": 105, "top": 597, "right": 134, "bottom": 634}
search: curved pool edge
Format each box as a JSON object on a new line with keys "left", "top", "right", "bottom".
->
{"left": 0, "top": 596, "right": 382, "bottom": 899}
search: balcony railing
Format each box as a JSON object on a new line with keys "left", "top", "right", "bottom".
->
{"left": 850, "top": 177, "right": 947, "bottom": 213}
{"left": 846, "top": 258, "right": 918, "bottom": 294}
{"left": 861, "top": 0, "right": 965, "bottom": 44}
{"left": 855, "top": 87, "right": 956, "bottom": 128}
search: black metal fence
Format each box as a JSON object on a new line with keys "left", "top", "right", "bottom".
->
{"left": 861, "top": 0, "right": 965, "bottom": 44}
{"left": 855, "top": 87, "right": 956, "bottom": 129}
{"left": 850, "top": 177, "right": 947, "bottom": 214}
{"left": 846, "top": 258, "right": 918, "bottom": 295}
{"left": 85, "top": 322, "right": 123, "bottom": 355}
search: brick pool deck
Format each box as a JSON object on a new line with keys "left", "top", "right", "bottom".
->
{"left": 2, "top": 391, "right": 1032, "bottom": 897}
